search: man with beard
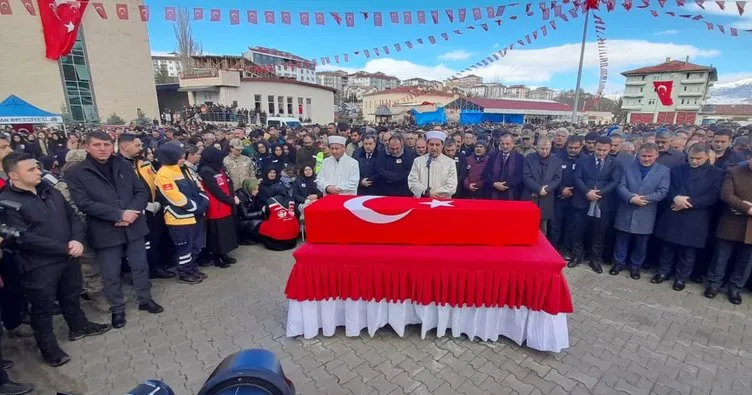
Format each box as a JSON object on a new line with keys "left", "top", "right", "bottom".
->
{"left": 652, "top": 143, "right": 722, "bottom": 291}
{"left": 522, "top": 138, "right": 562, "bottom": 235}
{"left": 483, "top": 133, "right": 524, "bottom": 201}
{"left": 569, "top": 136, "right": 622, "bottom": 273}
{"left": 408, "top": 131, "right": 457, "bottom": 198}
{"left": 355, "top": 135, "right": 379, "bottom": 195}
{"left": 415, "top": 138, "right": 428, "bottom": 156}
{"left": 463, "top": 140, "right": 490, "bottom": 199}
{"left": 655, "top": 130, "right": 687, "bottom": 169}
{"left": 346, "top": 129, "right": 362, "bottom": 157}
{"left": 712, "top": 128, "right": 745, "bottom": 170}
{"left": 550, "top": 136, "right": 584, "bottom": 259}
{"left": 316, "top": 136, "right": 360, "bottom": 196}
{"left": 374, "top": 134, "right": 415, "bottom": 197}
{"left": 117, "top": 134, "right": 175, "bottom": 280}
{"left": 295, "top": 134, "right": 319, "bottom": 171}
{"left": 583, "top": 132, "right": 599, "bottom": 156}
{"left": 443, "top": 139, "right": 467, "bottom": 198}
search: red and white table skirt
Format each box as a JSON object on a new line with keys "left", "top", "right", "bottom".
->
{"left": 284, "top": 237, "right": 573, "bottom": 353}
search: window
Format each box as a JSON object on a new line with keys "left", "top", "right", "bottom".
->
{"left": 59, "top": 34, "right": 97, "bottom": 123}
{"left": 683, "top": 86, "right": 687, "bottom": 91}
{"left": 648, "top": 99, "right": 655, "bottom": 105}
{"left": 639, "top": 87, "right": 643, "bottom": 93}
{"left": 638, "top": 99, "right": 642, "bottom": 104}
{"left": 254, "top": 95, "right": 262, "bottom": 111}
{"left": 297, "top": 97, "right": 303, "bottom": 115}
{"left": 681, "top": 99, "right": 686, "bottom": 104}
{"left": 287, "top": 97, "right": 293, "bottom": 114}
{"left": 278, "top": 96, "right": 285, "bottom": 114}
{"left": 268, "top": 95, "right": 275, "bottom": 113}
{"left": 686, "top": 73, "right": 691, "bottom": 79}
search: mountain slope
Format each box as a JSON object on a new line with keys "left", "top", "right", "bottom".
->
{"left": 708, "top": 78, "right": 752, "bottom": 104}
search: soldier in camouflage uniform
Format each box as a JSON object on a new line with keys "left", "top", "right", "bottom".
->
{"left": 223, "top": 138, "right": 256, "bottom": 192}
{"left": 516, "top": 129, "right": 537, "bottom": 157}
{"left": 55, "top": 149, "right": 108, "bottom": 312}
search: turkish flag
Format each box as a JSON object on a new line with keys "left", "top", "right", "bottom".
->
{"left": 247, "top": 10, "right": 258, "bottom": 24}
{"left": 92, "top": 2, "right": 106, "bottom": 19}
{"left": 281, "top": 11, "right": 291, "bottom": 24}
{"left": 230, "top": 9, "right": 240, "bottom": 25}
{"left": 164, "top": 6, "right": 175, "bottom": 20}
{"left": 37, "top": 0, "right": 90, "bottom": 60}
{"left": 299, "top": 11, "right": 309, "bottom": 25}
{"left": 115, "top": 3, "right": 128, "bottom": 20}
{"left": 417, "top": 10, "right": 426, "bottom": 23}
{"left": 264, "top": 10, "right": 275, "bottom": 24}
{"left": 305, "top": 195, "right": 540, "bottom": 246}
{"left": 211, "top": 9, "right": 220, "bottom": 22}
{"left": 21, "top": 0, "right": 36, "bottom": 15}
{"left": 345, "top": 11, "right": 354, "bottom": 26}
{"left": 138, "top": 5, "right": 149, "bottom": 21}
{"left": 653, "top": 81, "right": 674, "bottom": 106}
{"left": 373, "top": 11, "right": 382, "bottom": 26}
{"left": 193, "top": 8, "right": 203, "bottom": 20}
{"left": 0, "top": 0, "right": 11, "bottom": 15}
{"left": 315, "top": 11, "right": 325, "bottom": 25}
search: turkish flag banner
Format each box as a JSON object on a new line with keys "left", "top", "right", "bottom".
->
{"left": 138, "top": 5, "right": 149, "bottom": 21}
{"left": 281, "top": 11, "right": 291, "bottom": 24}
{"left": 211, "top": 9, "right": 220, "bottom": 22}
{"left": 193, "top": 8, "right": 203, "bottom": 20}
{"left": 247, "top": 10, "right": 257, "bottom": 24}
{"left": 299, "top": 11, "right": 309, "bottom": 25}
{"left": 0, "top": 0, "right": 11, "bottom": 15}
{"left": 37, "top": 0, "right": 90, "bottom": 60}
{"left": 21, "top": 0, "right": 35, "bottom": 15}
{"left": 92, "top": 2, "right": 106, "bottom": 19}
{"left": 264, "top": 10, "right": 275, "bottom": 24}
{"left": 164, "top": 6, "right": 175, "bottom": 20}
{"left": 115, "top": 3, "right": 128, "bottom": 20}
{"left": 230, "top": 9, "right": 240, "bottom": 25}
{"left": 304, "top": 195, "right": 540, "bottom": 246}
{"left": 653, "top": 81, "right": 674, "bottom": 105}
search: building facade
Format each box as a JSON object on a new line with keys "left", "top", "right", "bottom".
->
{"left": 699, "top": 104, "right": 752, "bottom": 126}
{"left": 316, "top": 70, "right": 349, "bottom": 103}
{"left": 152, "top": 52, "right": 183, "bottom": 77}
{"left": 402, "top": 78, "right": 444, "bottom": 90}
{"left": 243, "top": 46, "right": 317, "bottom": 83}
{"left": 505, "top": 85, "right": 531, "bottom": 99}
{"left": 621, "top": 58, "right": 717, "bottom": 125}
{"left": 528, "top": 87, "right": 557, "bottom": 101}
{"left": 0, "top": 0, "right": 159, "bottom": 124}
{"left": 179, "top": 69, "right": 335, "bottom": 124}
{"left": 347, "top": 71, "right": 400, "bottom": 91}
{"left": 446, "top": 74, "right": 483, "bottom": 88}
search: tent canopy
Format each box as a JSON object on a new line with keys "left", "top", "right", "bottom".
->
{"left": 0, "top": 95, "right": 63, "bottom": 124}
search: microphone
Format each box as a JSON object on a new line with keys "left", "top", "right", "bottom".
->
{"left": 426, "top": 156, "right": 432, "bottom": 169}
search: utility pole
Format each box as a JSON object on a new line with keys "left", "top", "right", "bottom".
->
{"left": 571, "top": 10, "right": 590, "bottom": 123}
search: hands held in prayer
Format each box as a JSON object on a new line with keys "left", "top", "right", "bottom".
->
{"left": 539, "top": 185, "right": 548, "bottom": 197}
{"left": 560, "top": 187, "right": 573, "bottom": 199}
{"left": 68, "top": 240, "right": 84, "bottom": 257}
{"left": 671, "top": 195, "right": 693, "bottom": 211}
{"left": 468, "top": 183, "right": 479, "bottom": 192}
{"left": 585, "top": 189, "right": 601, "bottom": 201}
{"left": 325, "top": 185, "right": 341, "bottom": 195}
{"left": 630, "top": 195, "right": 649, "bottom": 207}
{"left": 116, "top": 210, "right": 141, "bottom": 227}
{"left": 360, "top": 178, "right": 373, "bottom": 188}
{"left": 493, "top": 181, "right": 508, "bottom": 191}
{"left": 307, "top": 194, "right": 319, "bottom": 201}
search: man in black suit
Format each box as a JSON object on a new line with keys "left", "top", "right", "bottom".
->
{"left": 569, "top": 136, "right": 622, "bottom": 273}
{"left": 66, "top": 131, "right": 163, "bottom": 329}
{"left": 655, "top": 129, "right": 687, "bottom": 169}
{"left": 484, "top": 133, "right": 524, "bottom": 200}
{"left": 550, "top": 136, "right": 584, "bottom": 259}
{"left": 355, "top": 135, "right": 379, "bottom": 195}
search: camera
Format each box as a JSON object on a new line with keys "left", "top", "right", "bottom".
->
{"left": 0, "top": 200, "right": 24, "bottom": 241}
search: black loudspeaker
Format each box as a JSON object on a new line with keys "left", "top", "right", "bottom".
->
{"left": 197, "top": 349, "right": 295, "bottom": 395}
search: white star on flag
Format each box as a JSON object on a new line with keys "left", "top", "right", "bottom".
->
{"left": 421, "top": 199, "right": 454, "bottom": 208}
{"left": 65, "top": 21, "right": 75, "bottom": 32}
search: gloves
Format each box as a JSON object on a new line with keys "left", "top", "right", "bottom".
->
{"left": 145, "top": 202, "right": 161, "bottom": 214}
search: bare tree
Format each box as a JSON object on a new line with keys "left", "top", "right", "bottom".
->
{"left": 173, "top": 7, "right": 203, "bottom": 72}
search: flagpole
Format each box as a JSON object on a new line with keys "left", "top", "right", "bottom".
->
{"left": 572, "top": 10, "right": 590, "bottom": 123}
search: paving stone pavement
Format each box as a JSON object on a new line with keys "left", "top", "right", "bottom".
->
{"left": 5, "top": 244, "right": 752, "bottom": 394}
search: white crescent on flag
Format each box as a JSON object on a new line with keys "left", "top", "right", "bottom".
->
{"left": 343, "top": 196, "right": 413, "bottom": 224}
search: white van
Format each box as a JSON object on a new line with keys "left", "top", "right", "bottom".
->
{"left": 265, "top": 117, "right": 301, "bottom": 129}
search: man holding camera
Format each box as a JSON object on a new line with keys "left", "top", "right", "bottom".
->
{"left": 0, "top": 152, "right": 110, "bottom": 368}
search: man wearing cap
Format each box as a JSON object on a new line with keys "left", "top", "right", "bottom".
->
{"left": 223, "top": 138, "right": 255, "bottom": 192}
{"left": 516, "top": 129, "right": 537, "bottom": 157}
{"left": 316, "top": 136, "right": 360, "bottom": 196}
{"left": 655, "top": 129, "right": 687, "bottom": 169}
{"left": 408, "top": 131, "right": 457, "bottom": 198}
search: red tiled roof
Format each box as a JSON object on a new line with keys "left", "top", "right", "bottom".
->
{"left": 465, "top": 97, "right": 573, "bottom": 112}
{"left": 621, "top": 60, "right": 713, "bottom": 76}
{"left": 702, "top": 104, "right": 752, "bottom": 116}
{"left": 363, "top": 86, "right": 454, "bottom": 97}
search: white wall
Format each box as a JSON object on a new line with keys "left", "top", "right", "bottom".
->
{"left": 224, "top": 80, "right": 334, "bottom": 124}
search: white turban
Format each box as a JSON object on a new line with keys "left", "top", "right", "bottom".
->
{"left": 328, "top": 135, "right": 347, "bottom": 146}
{"left": 425, "top": 131, "right": 447, "bottom": 143}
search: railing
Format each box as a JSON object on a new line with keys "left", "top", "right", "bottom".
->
{"left": 179, "top": 69, "right": 219, "bottom": 79}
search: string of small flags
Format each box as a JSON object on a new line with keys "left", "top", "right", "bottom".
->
{"left": 590, "top": 11, "right": 609, "bottom": 110}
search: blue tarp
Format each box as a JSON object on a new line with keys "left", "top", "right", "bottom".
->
{"left": 413, "top": 107, "right": 447, "bottom": 126}
{"left": 459, "top": 110, "right": 524, "bottom": 125}
{"left": 459, "top": 110, "right": 482, "bottom": 125}
{"left": 0, "top": 94, "right": 63, "bottom": 124}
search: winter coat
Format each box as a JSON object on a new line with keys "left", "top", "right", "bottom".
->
{"left": 373, "top": 149, "right": 415, "bottom": 197}
{"left": 521, "top": 153, "right": 563, "bottom": 220}
{"left": 614, "top": 161, "right": 670, "bottom": 235}
{"left": 716, "top": 164, "right": 752, "bottom": 244}
{"left": 483, "top": 150, "right": 524, "bottom": 200}
{"left": 572, "top": 155, "right": 622, "bottom": 213}
{"left": 463, "top": 154, "right": 490, "bottom": 199}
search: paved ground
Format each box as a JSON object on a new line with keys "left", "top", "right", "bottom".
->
{"left": 5, "top": 244, "right": 752, "bottom": 395}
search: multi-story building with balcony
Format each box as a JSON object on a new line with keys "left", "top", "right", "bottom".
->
{"left": 152, "top": 52, "right": 183, "bottom": 78}
{"left": 446, "top": 74, "right": 483, "bottom": 88}
{"left": 528, "top": 87, "right": 557, "bottom": 101}
{"left": 347, "top": 71, "right": 400, "bottom": 91}
{"left": 620, "top": 57, "right": 717, "bottom": 125}
{"left": 317, "top": 70, "right": 349, "bottom": 103}
{"left": 242, "top": 46, "right": 317, "bottom": 83}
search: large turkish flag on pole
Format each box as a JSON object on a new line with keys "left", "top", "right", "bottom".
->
{"left": 37, "top": 0, "right": 90, "bottom": 60}
{"left": 653, "top": 81, "right": 674, "bottom": 106}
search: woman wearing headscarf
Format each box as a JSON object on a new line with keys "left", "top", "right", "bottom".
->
{"left": 10, "top": 133, "right": 25, "bottom": 152}
{"left": 258, "top": 167, "right": 291, "bottom": 206}
{"left": 47, "top": 133, "right": 65, "bottom": 158}
{"left": 24, "top": 133, "right": 43, "bottom": 158}
{"left": 292, "top": 165, "right": 321, "bottom": 220}
{"left": 236, "top": 179, "right": 265, "bottom": 244}
{"left": 253, "top": 141, "right": 271, "bottom": 178}
{"left": 38, "top": 155, "right": 60, "bottom": 177}
{"left": 283, "top": 143, "right": 297, "bottom": 165}
{"left": 198, "top": 146, "right": 239, "bottom": 268}
{"left": 269, "top": 144, "right": 287, "bottom": 172}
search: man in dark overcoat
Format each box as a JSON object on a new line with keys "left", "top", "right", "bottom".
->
{"left": 521, "top": 138, "right": 562, "bottom": 236}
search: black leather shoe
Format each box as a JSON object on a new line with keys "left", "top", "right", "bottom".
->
{"left": 111, "top": 311, "right": 126, "bottom": 329}
{"left": 198, "top": 259, "right": 215, "bottom": 268}
{"left": 704, "top": 287, "right": 718, "bottom": 299}
{"left": 215, "top": 260, "right": 231, "bottom": 269}
{"left": 651, "top": 274, "right": 668, "bottom": 284}
{"left": 672, "top": 280, "right": 686, "bottom": 291}
{"left": 630, "top": 268, "right": 641, "bottom": 280}
{"left": 0, "top": 381, "right": 34, "bottom": 395}
{"left": 567, "top": 258, "right": 582, "bottom": 268}
{"left": 179, "top": 273, "right": 203, "bottom": 284}
{"left": 138, "top": 300, "right": 164, "bottom": 314}
{"left": 690, "top": 275, "right": 704, "bottom": 284}
{"left": 590, "top": 259, "right": 604, "bottom": 274}
{"left": 728, "top": 290, "right": 743, "bottom": 305}
{"left": 42, "top": 349, "right": 71, "bottom": 367}
{"left": 69, "top": 322, "right": 111, "bottom": 341}
{"left": 219, "top": 255, "right": 237, "bottom": 264}
{"left": 196, "top": 270, "right": 208, "bottom": 279}
{"left": 149, "top": 268, "right": 176, "bottom": 279}
{"left": 609, "top": 265, "right": 624, "bottom": 276}
{"left": 2, "top": 360, "right": 12, "bottom": 370}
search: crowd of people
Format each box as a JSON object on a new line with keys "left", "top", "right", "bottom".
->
{"left": 0, "top": 119, "right": 750, "bottom": 394}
